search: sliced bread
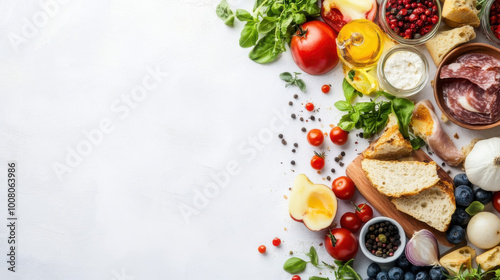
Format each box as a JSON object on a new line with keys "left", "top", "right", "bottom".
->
{"left": 476, "top": 246, "right": 500, "bottom": 271}
{"left": 442, "top": 0, "right": 480, "bottom": 27}
{"left": 362, "top": 124, "right": 413, "bottom": 160}
{"left": 440, "top": 246, "right": 476, "bottom": 275}
{"left": 391, "top": 181, "right": 456, "bottom": 232}
{"left": 425, "top": 25, "right": 476, "bottom": 66}
{"left": 361, "top": 159, "right": 440, "bottom": 197}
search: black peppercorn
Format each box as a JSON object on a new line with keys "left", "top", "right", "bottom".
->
{"left": 301, "top": 127, "right": 306, "bottom": 132}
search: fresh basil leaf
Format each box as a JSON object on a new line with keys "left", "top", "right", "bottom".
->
{"left": 249, "top": 32, "right": 280, "bottom": 63}
{"left": 253, "top": 0, "right": 266, "bottom": 11}
{"left": 271, "top": 2, "right": 284, "bottom": 14}
{"left": 239, "top": 22, "right": 259, "bottom": 48}
{"left": 295, "top": 79, "right": 306, "bottom": 92}
{"left": 283, "top": 257, "right": 307, "bottom": 274}
{"left": 335, "top": 101, "right": 351, "bottom": 111}
{"left": 339, "top": 121, "right": 355, "bottom": 131}
{"left": 342, "top": 79, "right": 360, "bottom": 103}
{"left": 309, "top": 0, "right": 318, "bottom": 4}
{"left": 236, "top": 9, "right": 254, "bottom": 22}
{"left": 309, "top": 277, "right": 329, "bottom": 280}
{"left": 305, "top": 4, "right": 321, "bottom": 15}
{"left": 257, "top": 17, "right": 277, "bottom": 33}
{"left": 280, "top": 72, "right": 293, "bottom": 82}
{"left": 379, "top": 90, "right": 396, "bottom": 100}
{"left": 216, "top": 0, "right": 235, "bottom": 26}
{"left": 293, "top": 13, "right": 306, "bottom": 24}
{"left": 348, "top": 70, "right": 355, "bottom": 80}
{"left": 392, "top": 98, "right": 414, "bottom": 138}
{"left": 410, "top": 137, "right": 426, "bottom": 150}
{"left": 466, "top": 201, "right": 484, "bottom": 216}
{"left": 355, "top": 102, "right": 375, "bottom": 113}
{"left": 306, "top": 246, "right": 319, "bottom": 267}
{"left": 351, "top": 111, "right": 360, "bottom": 124}
{"left": 281, "top": 15, "right": 294, "bottom": 34}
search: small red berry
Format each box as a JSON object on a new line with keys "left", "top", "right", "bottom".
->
{"left": 321, "top": 84, "right": 330, "bottom": 93}
{"left": 305, "top": 102, "right": 314, "bottom": 111}
{"left": 272, "top": 237, "right": 281, "bottom": 246}
{"left": 292, "top": 276, "right": 301, "bottom": 280}
{"left": 258, "top": 245, "right": 266, "bottom": 254}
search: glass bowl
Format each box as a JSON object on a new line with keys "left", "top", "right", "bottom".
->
{"left": 379, "top": 0, "right": 442, "bottom": 45}
{"left": 481, "top": 0, "right": 500, "bottom": 45}
{"left": 377, "top": 45, "right": 429, "bottom": 97}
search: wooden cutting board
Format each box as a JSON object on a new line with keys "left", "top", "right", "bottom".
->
{"left": 346, "top": 149, "right": 455, "bottom": 247}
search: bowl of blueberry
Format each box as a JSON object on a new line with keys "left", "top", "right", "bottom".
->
{"left": 366, "top": 256, "right": 449, "bottom": 280}
{"left": 360, "top": 217, "right": 406, "bottom": 263}
{"left": 446, "top": 173, "right": 494, "bottom": 245}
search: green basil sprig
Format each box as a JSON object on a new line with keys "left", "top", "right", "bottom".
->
{"left": 280, "top": 72, "right": 306, "bottom": 92}
{"left": 216, "top": 0, "right": 321, "bottom": 64}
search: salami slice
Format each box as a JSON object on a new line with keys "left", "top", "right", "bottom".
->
{"left": 456, "top": 53, "right": 500, "bottom": 69}
{"left": 440, "top": 63, "right": 500, "bottom": 94}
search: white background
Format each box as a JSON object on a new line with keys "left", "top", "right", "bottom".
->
{"left": 0, "top": 0, "right": 499, "bottom": 279}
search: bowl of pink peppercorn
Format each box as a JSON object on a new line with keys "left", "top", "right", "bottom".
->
{"left": 379, "top": 0, "right": 442, "bottom": 45}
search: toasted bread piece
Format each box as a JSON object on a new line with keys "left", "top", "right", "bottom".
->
{"left": 361, "top": 159, "right": 440, "bottom": 197}
{"left": 363, "top": 124, "right": 413, "bottom": 160}
{"left": 442, "top": 0, "right": 480, "bottom": 27}
{"left": 391, "top": 181, "right": 455, "bottom": 232}
{"left": 425, "top": 26, "right": 476, "bottom": 66}
{"left": 443, "top": 17, "right": 479, "bottom": 28}
{"left": 440, "top": 246, "right": 476, "bottom": 275}
{"left": 476, "top": 246, "right": 500, "bottom": 271}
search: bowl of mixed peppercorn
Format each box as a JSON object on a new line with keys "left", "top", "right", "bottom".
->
{"left": 359, "top": 217, "right": 406, "bottom": 263}
{"left": 379, "top": 0, "right": 441, "bottom": 45}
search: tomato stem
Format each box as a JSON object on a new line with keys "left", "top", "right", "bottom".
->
{"left": 294, "top": 25, "right": 308, "bottom": 38}
{"left": 328, "top": 230, "right": 338, "bottom": 247}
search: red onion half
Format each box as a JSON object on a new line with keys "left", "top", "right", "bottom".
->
{"left": 405, "top": 229, "right": 440, "bottom": 266}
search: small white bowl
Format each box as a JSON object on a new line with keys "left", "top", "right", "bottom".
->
{"left": 359, "top": 217, "right": 406, "bottom": 264}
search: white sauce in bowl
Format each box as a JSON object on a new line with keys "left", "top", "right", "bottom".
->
{"left": 383, "top": 51, "right": 424, "bottom": 90}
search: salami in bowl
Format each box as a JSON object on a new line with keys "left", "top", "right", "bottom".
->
{"left": 434, "top": 43, "right": 500, "bottom": 130}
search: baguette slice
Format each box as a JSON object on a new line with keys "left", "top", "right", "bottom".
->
{"left": 362, "top": 123, "right": 413, "bottom": 160}
{"left": 391, "top": 181, "right": 456, "bottom": 232}
{"left": 440, "top": 246, "right": 476, "bottom": 275}
{"left": 361, "top": 159, "right": 440, "bottom": 197}
{"left": 442, "top": 0, "right": 480, "bottom": 27}
{"left": 476, "top": 246, "right": 500, "bottom": 271}
{"left": 425, "top": 26, "right": 476, "bottom": 66}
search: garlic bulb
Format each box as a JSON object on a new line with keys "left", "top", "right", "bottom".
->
{"left": 465, "top": 138, "right": 500, "bottom": 191}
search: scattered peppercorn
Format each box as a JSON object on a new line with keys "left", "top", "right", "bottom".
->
{"left": 278, "top": 134, "right": 283, "bottom": 139}
{"left": 339, "top": 162, "right": 344, "bottom": 167}
{"left": 291, "top": 114, "right": 296, "bottom": 119}
{"left": 331, "top": 168, "right": 336, "bottom": 173}
{"left": 334, "top": 157, "right": 340, "bottom": 162}
{"left": 300, "top": 117, "right": 304, "bottom": 121}
{"left": 359, "top": 132, "right": 364, "bottom": 138}
{"left": 291, "top": 160, "right": 295, "bottom": 165}
{"left": 341, "top": 151, "right": 346, "bottom": 157}
{"left": 292, "top": 149, "right": 296, "bottom": 153}
{"left": 326, "top": 176, "right": 331, "bottom": 181}
{"left": 301, "top": 127, "right": 306, "bottom": 132}
{"left": 293, "top": 94, "right": 298, "bottom": 99}
{"left": 288, "top": 101, "right": 293, "bottom": 106}
{"left": 310, "top": 116, "right": 315, "bottom": 121}
{"left": 281, "top": 139, "right": 287, "bottom": 145}
{"left": 293, "top": 143, "right": 298, "bottom": 148}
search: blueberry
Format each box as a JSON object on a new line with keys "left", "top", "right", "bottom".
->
{"left": 404, "top": 272, "right": 416, "bottom": 280}
{"left": 389, "top": 267, "right": 405, "bottom": 280}
{"left": 416, "top": 271, "right": 430, "bottom": 280}
{"left": 411, "top": 266, "right": 426, "bottom": 274}
{"left": 454, "top": 174, "right": 471, "bottom": 187}
{"left": 451, "top": 207, "right": 471, "bottom": 226}
{"left": 377, "top": 271, "right": 390, "bottom": 280}
{"left": 397, "top": 255, "right": 411, "bottom": 271}
{"left": 446, "top": 225, "right": 466, "bottom": 244}
{"left": 455, "top": 185, "right": 474, "bottom": 207}
{"left": 474, "top": 188, "right": 493, "bottom": 204}
{"left": 429, "top": 266, "right": 448, "bottom": 280}
{"left": 368, "top": 263, "right": 382, "bottom": 278}
{"left": 368, "top": 278, "right": 376, "bottom": 280}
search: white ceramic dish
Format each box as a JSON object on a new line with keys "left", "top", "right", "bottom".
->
{"left": 359, "top": 217, "right": 406, "bottom": 263}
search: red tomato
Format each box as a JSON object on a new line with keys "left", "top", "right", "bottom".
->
{"left": 307, "top": 129, "right": 324, "bottom": 146}
{"left": 272, "top": 237, "right": 281, "bottom": 246}
{"left": 354, "top": 203, "right": 373, "bottom": 223}
{"left": 311, "top": 152, "right": 325, "bottom": 170}
{"left": 321, "top": 0, "right": 378, "bottom": 33}
{"left": 290, "top": 21, "right": 339, "bottom": 75}
{"left": 292, "top": 276, "right": 301, "bottom": 280}
{"left": 493, "top": 192, "right": 500, "bottom": 213}
{"left": 340, "top": 212, "right": 362, "bottom": 232}
{"left": 322, "top": 84, "right": 331, "bottom": 93}
{"left": 305, "top": 103, "right": 315, "bottom": 111}
{"left": 324, "top": 228, "right": 359, "bottom": 261}
{"left": 258, "top": 245, "right": 266, "bottom": 254}
{"left": 332, "top": 176, "right": 355, "bottom": 200}
{"left": 330, "top": 126, "right": 349, "bottom": 145}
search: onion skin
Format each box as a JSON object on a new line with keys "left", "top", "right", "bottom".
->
{"left": 405, "top": 229, "right": 440, "bottom": 267}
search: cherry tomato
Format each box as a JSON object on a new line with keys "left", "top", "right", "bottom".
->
{"left": 307, "top": 129, "right": 324, "bottom": 146}
{"left": 311, "top": 152, "right": 325, "bottom": 170}
{"left": 332, "top": 176, "right": 355, "bottom": 200}
{"left": 272, "top": 237, "right": 281, "bottom": 246}
{"left": 321, "top": 0, "right": 378, "bottom": 33}
{"left": 305, "top": 102, "right": 315, "bottom": 111}
{"left": 290, "top": 21, "right": 339, "bottom": 75}
{"left": 321, "top": 84, "right": 331, "bottom": 93}
{"left": 354, "top": 203, "right": 373, "bottom": 223}
{"left": 324, "top": 228, "right": 359, "bottom": 261}
{"left": 493, "top": 192, "right": 500, "bottom": 213}
{"left": 292, "top": 276, "right": 301, "bottom": 280}
{"left": 340, "top": 212, "right": 362, "bottom": 232}
{"left": 330, "top": 126, "right": 349, "bottom": 145}
{"left": 258, "top": 245, "right": 266, "bottom": 254}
